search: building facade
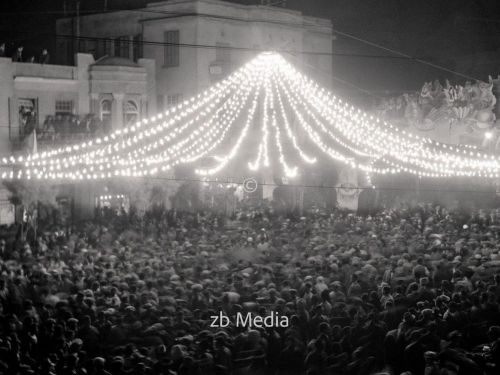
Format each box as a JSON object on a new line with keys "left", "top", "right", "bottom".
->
{"left": 0, "top": 54, "right": 155, "bottom": 151}
{"left": 0, "top": 54, "right": 156, "bottom": 222}
{"left": 56, "top": 0, "right": 334, "bottom": 110}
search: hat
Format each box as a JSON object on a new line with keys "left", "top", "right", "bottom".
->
{"left": 448, "top": 331, "right": 462, "bottom": 340}
{"left": 191, "top": 284, "right": 203, "bottom": 292}
{"left": 424, "top": 351, "right": 438, "bottom": 360}
{"left": 419, "top": 277, "right": 429, "bottom": 285}
{"left": 93, "top": 357, "right": 105, "bottom": 365}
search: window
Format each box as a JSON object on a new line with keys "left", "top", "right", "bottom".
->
{"left": 124, "top": 101, "right": 139, "bottom": 126}
{"left": 97, "top": 38, "right": 112, "bottom": 59}
{"left": 164, "top": 30, "right": 179, "bottom": 67}
{"left": 55, "top": 100, "right": 74, "bottom": 115}
{"left": 167, "top": 94, "right": 182, "bottom": 107}
{"left": 133, "top": 34, "right": 143, "bottom": 61}
{"left": 157, "top": 94, "right": 182, "bottom": 110}
{"left": 100, "top": 100, "right": 112, "bottom": 123}
{"left": 216, "top": 42, "right": 231, "bottom": 63}
{"left": 157, "top": 95, "right": 165, "bottom": 111}
{"left": 84, "top": 39, "right": 98, "bottom": 58}
{"left": 114, "top": 36, "right": 129, "bottom": 59}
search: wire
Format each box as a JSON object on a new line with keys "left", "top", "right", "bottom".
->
{"left": 455, "top": 16, "right": 500, "bottom": 25}
{"left": 284, "top": 52, "right": 379, "bottom": 98}
{"left": 3, "top": 30, "right": 410, "bottom": 60}
{"left": 0, "top": 6, "right": 335, "bottom": 31}
{"left": 330, "top": 28, "right": 482, "bottom": 81}
{"left": 0, "top": 4, "right": 487, "bottom": 80}
{"left": 117, "top": 175, "right": 500, "bottom": 195}
{"left": 8, "top": 30, "right": 479, "bottom": 99}
{"left": 8, "top": 29, "right": 480, "bottom": 81}
{"left": 3, "top": 171, "right": 495, "bottom": 195}
{"left": 1, "top": 5, "right": 485, "bottom": 80}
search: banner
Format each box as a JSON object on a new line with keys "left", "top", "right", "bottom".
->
{"left": 336, "top": 168, "right": 361, "bottom": 211}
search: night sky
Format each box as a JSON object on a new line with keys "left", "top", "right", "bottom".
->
{"left": 2, "top": 0, "right": 500, "bottom": 100}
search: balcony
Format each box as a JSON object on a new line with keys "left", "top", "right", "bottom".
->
{"left": 12, "top": 114, "right": 110, "bottom": 154}
{"left": 37, "top": 114, "right": 109, "bottom": 147}
{"left": 14, "top": 62, "right": 77, "bottom": 81}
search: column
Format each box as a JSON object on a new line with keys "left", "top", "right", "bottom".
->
{"left": 140, "top": 94, "right": 148, "bottom": 118}
{"left": 9, "top": 94, "right": 19, "bottom": 142}
{"left": 492, "top": 77, "right": 500, "bottom": 121}
{"left": 262, "top": 167, "right": 275, "bottom": 201}
{"left": 90, "top": 93, "right": 99, "bottom": 116}
{"left": 112, "top": 93, "right": 125, "bottom": 130}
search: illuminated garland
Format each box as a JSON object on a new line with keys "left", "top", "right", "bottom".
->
{"left": 2, "top": 52, "right": 500, "bottom": 182}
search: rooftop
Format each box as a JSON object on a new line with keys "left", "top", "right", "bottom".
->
{"left": 93, "top": 56, "right": 141, "bottom": 68}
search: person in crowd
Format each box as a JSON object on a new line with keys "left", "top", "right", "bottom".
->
{"left": 38, "top": 114, "right": 103, "bottom": 142}
{"left": 0, "top": 43, "right": 6, "bottom": 57}
{"left": 0, "top": 202, "right": 499, "bottom": 374}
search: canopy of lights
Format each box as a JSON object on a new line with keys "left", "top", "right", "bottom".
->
{"left": 1, "top": 52, "right": 499, "bottom": 182}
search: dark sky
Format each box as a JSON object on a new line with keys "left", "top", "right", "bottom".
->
{"left": 2, "top": 0, "right": 500, "bottom": 99}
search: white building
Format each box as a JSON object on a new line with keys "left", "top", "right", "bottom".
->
{"left": 0, "top": 54, "right": 156, "bottom": 221}
{"left": 56, "top": 0, "right": 334, "bottom": 110}
{"left": 0, "top": 54, "right": 155, "bottom": 152}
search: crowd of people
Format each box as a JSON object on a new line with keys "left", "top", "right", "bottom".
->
{"left": 0, "top": 43, "right": 50, "bottom": 64}
{"left": 1, "top": 202, "right": 500, "bottom": 375}
{"left": 18, "top": 110, "right": 105, "bottom": 143}
{"left": 38, "top": 114, "right": 108, "bottom": 142}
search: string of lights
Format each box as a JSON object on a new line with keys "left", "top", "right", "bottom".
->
{"left": 1, "top": 52, "right": 499, "bottom": 182}
{"left": 274, "top": 57, "right": 500, "bottom": 177}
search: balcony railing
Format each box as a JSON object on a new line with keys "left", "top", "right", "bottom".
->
{"left": 37, "top": 114, "right": 109, "bottom": 145}
{"left": 14, "top": 62, "right": 77, "bottom": 80}
{"left": 12, "top": 114, "right": 111, "bottom": 153}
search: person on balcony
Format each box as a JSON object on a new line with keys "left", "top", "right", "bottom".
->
{"left": 39, "top": 48, "right": 50, "bottom": 65}
{"left": 12, "top": 46, "right": 23, "bottom": 62}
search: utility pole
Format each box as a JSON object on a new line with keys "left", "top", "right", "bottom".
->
{"left": 76, "top": 1, "right": 81, "bottom": 45}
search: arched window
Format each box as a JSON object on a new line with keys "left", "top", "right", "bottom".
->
{"left": 124, "top": 100, "right": 139, "bottom": 126}
{"left": 100, "top": 100, "right": 112, "bottom": 123}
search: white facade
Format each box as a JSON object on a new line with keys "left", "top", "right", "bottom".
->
{"left": 0, "top": 54, "right": 156, "bottom": 221}
{"left": 56, "top": 0, "right": 334, "bottom": 110}
{"left": 0, "top": 54, "right": 155, "bottom": 155}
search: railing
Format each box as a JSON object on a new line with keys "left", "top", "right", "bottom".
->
{"left": 37, "top": 114, "right": 109, "bottom": 146}
{"left": 12, "top": 114, "right": 110, "bottom": 153}
{"left": 14, "top": 63, "right": 77, "bottom": 80}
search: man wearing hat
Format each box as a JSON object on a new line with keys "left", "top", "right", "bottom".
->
{"left": 92, "top": 357, "right": 111, "bottom": 375}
